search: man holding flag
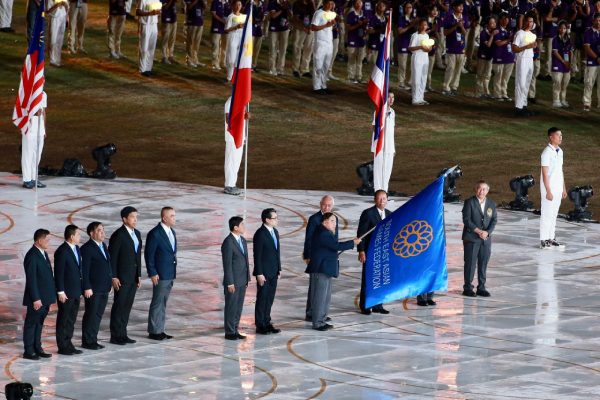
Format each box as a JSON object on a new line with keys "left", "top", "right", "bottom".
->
{"left": 224, "top": 3, "right": 252, "bottom": 196}
{"left": 12, "top": 0, "right": 47, "bottom": 189}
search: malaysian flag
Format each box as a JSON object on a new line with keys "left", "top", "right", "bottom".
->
{"left": 12, "top": 0, "right": 46, "bottom": 135}
{"left": 367, "top": 9, "right": 391, "bottom": 157}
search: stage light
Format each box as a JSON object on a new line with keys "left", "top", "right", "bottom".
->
{"left": 356, "top": 161, "right": 374, "bottom": 196}
{"left": 567, "top": 185, "right": 594, "bottom": 221}
{"left": 5, "top": 382, "right": 33, "bottom": 400}
{"left": 91, "top": 143, "right": 117, "bottom": 179}
{"left": 509, "top": 175, "right": 535, "bottom": 210}
{"left": 437, "top": 165, "right": 462, "bottom": 202}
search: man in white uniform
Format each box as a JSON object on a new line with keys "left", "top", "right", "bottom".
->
{"left": 371, "top": 92, "right": 396, "bottom": 192}
{"left": 224, "top": 96, "right": 250, "bottom": 195}
{"left": 47, "top": 0, "right": 69, "bottom": 67}
{"left": 540, "top": 127, "right": 567, "bottom": 250}
{"left": 224, "top": 0, "right": 245, "bottom": 82}
{"left": 22, "top": 92, "right": 47, "bottom": 189}
{"left": 311, "top": 0, "right": 335, "bottom": 94}
{"left": 0, "top": 0, "right": 15, "bottom": 32}
{"left": 136, "top": 0, "right": 161, "bottom": 76}
{"left": 512, "top": 12, "right": 536, "bottom": 117}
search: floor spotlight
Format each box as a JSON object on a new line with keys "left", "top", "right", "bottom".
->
{"left": 509, "top": 175, "right": 535, "bottom": 210}
{"left": 567, "top": 185, "right": 594, "bottom": 220}
{"left": 91, "top": 143, "right": 117, "bottom": 179}
{"left": 5, "top": 382, "right": 33, "bottom": 399}
{"left": 437, "top": 165, "right": 462, "bottom": 202}
{"left": 356, "top": 161, "right": 374, "bottom": 196}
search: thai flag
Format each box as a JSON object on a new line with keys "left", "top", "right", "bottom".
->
{"left": 367, "top": 9, "right": 391, "bottom": 156}
{"left": 227, "top": 5, "right": 253, "bottom": 149}
{"left": 12, "top": 0, "right": 45, "bottom": 136}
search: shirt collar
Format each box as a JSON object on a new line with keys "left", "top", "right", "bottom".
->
{"left": 231, "top": 232, "right": 241, "bottom": 241}
{"left": 35, "top": 245, "right": 46, "bottom": 256}
{"left": 593, "top": 27, "right": 600, "bottom": 34}
{"left": 548, "top": 143, "right": 561, "bottom": 151}
{"left": 124, "top": 224, "right": 135, "bottom": 235}
{"left": 264, "top": 224, "right": 274, "bottom": 233}
{"left": 160, "top": 222, "right": 172, "bottom": 233}
{"left": 65, "top": 241, "right": 77, "bottom": 251}
{"left": 478, "top": 197, "right": 486, "bottom": 204}
{"left": 93, "top": 239, "right": 103, "bottom": 246}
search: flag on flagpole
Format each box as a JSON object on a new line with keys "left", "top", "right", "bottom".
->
{"left": 364, "top": 175, "right": 448, "bottom": 309}
{"left": 227, "top": 6, "right": 253, "bottom": 149}
{"left": 366, "top": 10, "right": 391, "bottom": 157}
{"left": 12, "top": 0, "right": 46, "bottom": 136}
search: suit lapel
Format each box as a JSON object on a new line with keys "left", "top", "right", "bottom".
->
{"left": 123, "top": 226, "right": 137, "bottom": 253}
{"left": 157, "top": 224, "right": 175, "bottom": 253}
{"left": 68, "top": 244, "right": 80, "bottom": 265}
{"left": 230, "top": 234, "right": 246, "bottom": 257}
{"left": 373, "top": 206, "right": 382, "bottom": 222}
{"left": 474, "top": 197, "right": 484, "bottom": 216}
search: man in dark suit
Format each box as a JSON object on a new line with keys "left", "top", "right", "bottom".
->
{"left": 54, "top": 225, "right": 84, "bottom": 355}
{"left": 108, "top": 206, "right": 143, "bottom": 345}
{"left": 303, "top": 195, "right": 337, "bottom": 321}
{"left": 222, "top": 216, "right": 251, "bottom": 340}
{"left": 145, "top": 207, "right": 177, "bottom": 340}
{"left": 357, "top": 190, "right": 391, "bottom": 314}
{"left": 22, "top": 229, "right": 56, "bottom": 360}
{"left": 81, "top": 222, "right": 113, "bottom": 350}
{"left": 462, "top": 180, "right": 498, "bottom": 297}
{"left": 253, "top": 208, "right": 282, "bottom": 335}
{"left": 306, "top": 213, "right": 360, "bottom": 331}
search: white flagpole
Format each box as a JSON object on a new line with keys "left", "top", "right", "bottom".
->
{"left": 243, "top": 103, "right": 249, "bottom": 200}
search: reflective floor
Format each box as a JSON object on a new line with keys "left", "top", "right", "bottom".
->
{"left": 1, "top": 173, "right": 600, "bottom": 399}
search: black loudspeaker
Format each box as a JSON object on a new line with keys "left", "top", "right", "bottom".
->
{"left": 5, "top": 382, "right": 33, "bottom": 400}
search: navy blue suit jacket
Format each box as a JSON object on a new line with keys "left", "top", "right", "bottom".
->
{"left": 305, "top": 225, "right": 354, "bottom": 278}
{"left": 145, "top": 223, "right": 177, "bottom": 280}
{"left": 357, "top": 206, "right": 391, "bottom": 253}
{"left": 54, "top": 242, "right": 83, "bottom": 299}
{"left": 81, "top": 240, "right": 113, "bottom": 292}
{"left": 303, "top": 211, "right": 338, "bottom": 260}
{"left": 252, "top": 225, "right": 281, "bottom": 278}
{"left": 23, "top": 246, "right": 56, "bottom": 307}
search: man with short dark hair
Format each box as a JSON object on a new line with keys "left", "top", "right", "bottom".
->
{"left": 512, "top": 12, "right": 537, "bottom": 116}
{"left": 54, "top": 225, "right": 84, "bottom": 355}
{"left": 222, "top": 216, "right": 251, "bottom": 340}
{"left": 109, "top": 206, "right": 143, "bottom": 345}
{"left": 462, "top": 180, "right": 497, "bottom": 297}
{"left": 81, "top": 222, "right": 113, "bottom": 350}
{"left": 253, "top": 208, "right": 282, "bottom": 334}
{"left": 145, "top": 207, "right": 177, "bottom": 340}
{"left": 22, "top": 229, "right": 55, "bottom": 360}
{"left": 540, "top": 127, "right": 567, "bottom": 249}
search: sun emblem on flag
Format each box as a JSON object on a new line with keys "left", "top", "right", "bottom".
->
{"left": 393, "top": 220, "right": 433, "bottom": 258}
{"left": 244, "top": 38, "right": 252, "bottom": 57}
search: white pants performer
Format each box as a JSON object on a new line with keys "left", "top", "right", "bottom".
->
{"left": 0, "top": 0, "right": 13, "bottom": 28}
{"left": 48, "top": 15, "right": 67, "bottom": 65}
{"left": 313, "top": 44, "right": 333, "bottom": 90}
{"left": 411, "top": 52, "right": 428, "bottom": 103}
{"left": 126, "top": 0, "right": 132, "bottom": 13}
{"left": 373, "top": 152, "right": 393, "bottom": 192}
{"left": 226, "top": 35, "right": 242, "bottom": 81}
{"left": 21, "top": 116, "right": 45, "bottom": 183}
{"left": 515, "top": 56, "right": 533, "bottom": 109}
{"left": 540, "top": 184, "right": 562, "bottom": 241}
{"left": 139, "top": 23, "right": 158, "bottom": 72}
{"left": 224, "top": 141, "right": 244, "bottom": 187}
{"left": 328, "top": 37, "right": 339, "bottom": 75}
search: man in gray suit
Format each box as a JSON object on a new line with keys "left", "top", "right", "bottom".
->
{"left": 221, "top": 216, "right": 251, "bottom": 340}
{"left": 462, "top": 180, "right": 498, "bottom": 298}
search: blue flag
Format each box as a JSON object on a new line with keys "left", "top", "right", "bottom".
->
{"left": 365, "top": 176, "right": 448, "bottom": 309}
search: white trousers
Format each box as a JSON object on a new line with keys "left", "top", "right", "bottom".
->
{"left": 515, "top": 57, "right": 533, "bottom": 109}
{"left": 0, "top": 0, "right": 13, "bottom": 28}
{"left": 22, "top": 116, "right": 45, "bottom": 182}
{"left": 540, "top": 188, "right": 562, "bottom": 240}
{"left": 125, "top": 0, "right": 132, "bottom": 13}
{"left": 224, "top": 140, "right": 244, "bottom": 187}
{"left": 48, "top": 15, "right": 66, "bottom": 64}
{"left": 226, "top": 36, "right": 242, "bottom": 81}
{"left": 373, "top": 153, "right": 394, "bottom": 192}
{"left": 411, "top": 54, "right": 428, "bottom": 104}
{"left": 313, "top": 44, "right": 333, "bottom": 90}
{"left": 139, "top": 23, "right": 158, "bottom": 72}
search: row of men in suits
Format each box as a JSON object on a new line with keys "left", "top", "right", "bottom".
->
{"left": 21, "top": 206, "right": 178, "bottom": 359}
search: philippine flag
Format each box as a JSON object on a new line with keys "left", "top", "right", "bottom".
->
{"left": 227, "top": 5, "right": 253, "bottom": 149}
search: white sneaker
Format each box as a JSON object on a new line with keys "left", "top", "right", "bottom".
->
{"left": 168, "top": 57, "right": 179, "bottom": 64}
{"left": 110, "top": 52, "right": 119, "bottom": 59}
{"left": 357, "top": 79, "right": 367, "bottom": 84}
{"left": 277, "top": 71, "right": 284, "bottom": 75}
{"left": 562, "top": 101, "right": 570, "bottom": 107}
{"left": 196, "top": 61, "right": 206, "bottom": 67}
{"left": 436, "top": 63, "right": 446, "bottom": 69}
{"left": 328, "top": 74, "right": 339, "bottom": 81}
{"left": 461, "top": 68, "right": 468, "bottom": 74}
{"left": 349, "top": 78, "right": 358, "bottom": 83}
{"left": 187, "top": 61, "right": 197, "bottom": 67}
{"left": 77, "top": 48, "right": 88, "bottom": 55}
{"left": 572, "top": 65, "right": 579, "bottom": 74}
{"left": 269, "top": 70, "right": 276, "bottom": 75}
{"left": 214, "top": 64, "right": 222, "bottom": 70}
{"left": 163, "top": 58, "right": 172, "bottom": 65}
{"left": 68, "top": 47, "right": 76, "bottom": 54}
{"left": 553, "top": 102, "right": 562, "bottom": 107}
{"left": 50, "top": 61, "right": 60, "bottom": 67}
{"left": 117, "top": 52, "right": 127, "bottom": 59}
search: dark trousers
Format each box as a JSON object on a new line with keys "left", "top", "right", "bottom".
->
{"left": 26, "top": 0, "right": 39, "bottom": 44}
{"left": 255, "top": 276, "right": 278, "bottom": 327}
{"left": 148, "top": 279, "right": 173, "bottom": 334}
{"left": 463, "top": 239, "right": 492, "bottom": 291}
{"left": 23, "top": 305, "right": 49, "bottom": 354}
{"left": 224, "top": 285, "right": 246, "bottom": 335}
{"left": 305, "top": 276, "right": 312, "bottom": 317}
{"left": 360, "top": 263, "right": 383, "bottom": 312}
{"left": 56, "top": 297, "right": 80, "bottom": 351}
{"left": 82, "top": 291, "right": 109, "bottom": 345}
{"left": 110, "top": 283, "right": 137, "bottom": 339}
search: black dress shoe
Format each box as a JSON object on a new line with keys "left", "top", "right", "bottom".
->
{"left": 110, "top": 337, "right": 126, "bottom": 345}
{"left": 373, "top": 308, "right": 390, "bottom": 314}
{"left": 323, "top": 88, "right": 333, "bottom": 94}
{"left": 528, "top": 97, "right": 537, "bottom": 105}
{"left": 267, "top": 325, "right": 281, "bottom": 334}
{"left": 326, "top": 317, "right": 331, "bottom": 321}
{"left": 427, "top": 300, "right": 437, "bottom": 306}
{"left": 324, "top": 324, "right": 333, "bottom": 329}
{"left": 161, "top": 333, "right": 173, "bottom": 340}
{"left": 314, "top": 89, "right": 326, "bottom": 95}
{"left": 305, "top": 315, "right": 312, "bottom": 321}
{"left": 417, "top": 300, "right": 429, "bottom": 306}
{"left": 23, "top": 353, "right": 40, "bottom": 360}
{"left": 462, "top": 289, "right": 477, "bottom": 297}
{"left": 36, "top": 351, "right": 52, "bottom": 358}
{"left": 236, "top": 332, "right": 247, "bottom": 340}
{"left": 361, "top": 309, "right": 372, "bottom": 315}
{"left": 314, "top": 325, "right": 329, "bottom": 331}
{"left": 81, "top": 343, "right": 99, "bottom": 350}
{"left": 476, "top": 289, "right": 491, "bottom": 297}
{"left": 302, "top": 72, "right": 313, "bottom": 78}
{"left": 225, "top": 333, "right": 238, "bottom": 340}
{"left": 141, "top": 71, "right": 152, "bottom": 77}
{"left": 95, "top": 343, "right": 105, "bottom": 349}
{"left": 148, "top": 333, "right": 165, "bottom": 341}
{"left": 58, "top": 348, "right": 75, "bottom": 356}
{"left": 256, "top": 326, "right": 271, "bottom": 335}
{"left": 69, "top": 346, "right": 83, "bottom": 354}
{"left": 123, "top": 337, "right": 137, "bottom": 344}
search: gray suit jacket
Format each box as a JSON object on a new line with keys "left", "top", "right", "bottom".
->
{"left": 462, "top": 196, "right": 498, "bottom": 242}
{"left": 221, "top": 233, "right": 251, "bottom": 287}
